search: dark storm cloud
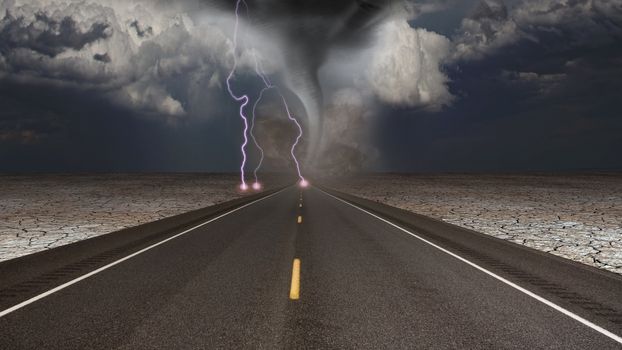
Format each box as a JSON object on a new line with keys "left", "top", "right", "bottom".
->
{"left": 0, "top": 0, "right": 413, "bottom": 172}
{"left": 375, "top": 0, "right": 622, "bottom": 172}
{"left": 130, "top": 20, "right": 153, "bottom": 38}
{"left": 93, "top": 52, "right": 111, "bottom": 63}
{"left": 0, "top": 76, "right": 242, "bottom": 172}
{"left": 0, "top": 91, "right": 65, "bottom": 145}
{"left": 205, "top": 0, "right": 399, "bottom": 84}
{"left": 471, "top": 0, "right": 507, "bottom": 21}
{"left": 1, "top": 0, "right": 621, "bottom": 173}
{"left": 0, "top": 11, "right": 111, "bottom": 57}
{"left": 208, "top": 0, "right": 393, "bottom": 47}
{"left": 376, "top": 51, "right": 622, "bottom": 173}
{"left": 0, "top": 0, "right": 454, "bottom": 173}
{"left": 453, "top": 0, "right": 622, "bottom": 60}
{"left": 0, "top": 1, "right": 238, "bottom": 119}
{"left": 453, "top": 0, "right": 622, "bottom": 100}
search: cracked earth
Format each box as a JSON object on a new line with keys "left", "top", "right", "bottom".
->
{"left": 2, "top": 173, "right": 621, "bottom": 275}
{"left": 327, "top": 174, "right": 622, "bottom": 275}
{"left": 0, "top": 174, "right": 263, "bottom": 262}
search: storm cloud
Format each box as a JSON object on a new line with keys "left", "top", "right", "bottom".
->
{"left": 453, "top": 0, "right": 622, "bottom": 60}
{"left": 0, "top": 0, "right": 454, "bottom": 159}
{"left": 0, "top": 0, "right": 238, "bottom": 119}
{"left": 0, "top": 12, "right": 111, "bottom": 57}
{"left": 1, "top": 0, "right": 620, "bottom": 173}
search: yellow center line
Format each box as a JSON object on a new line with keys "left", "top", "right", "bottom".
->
{"left": 297, "top": 215, "right": 302, "bottom": 224}
{"left": 289, "top": 258, "right": 301, "bottom": 300}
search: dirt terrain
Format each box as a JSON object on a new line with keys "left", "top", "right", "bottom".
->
{"left": 326, "top": 174, "right": 622, "bottom": 275}
{"left": 2, "top": 173, "right": 621, "bottom": 275}
{"left": 0, "top": 174, "right": 285, "bottom": 261}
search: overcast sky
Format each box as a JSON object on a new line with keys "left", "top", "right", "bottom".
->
{"left": 1, "top": 0, "right": 621, "bottom": 173}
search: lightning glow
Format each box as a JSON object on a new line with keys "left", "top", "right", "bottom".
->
{"left": 229, "top": 0, "right": 307, "bottom": 189}
{"left": 226, "top": 0, "right": 250, "bottom": 191}
{"left": 280, "top": 94, "right": 307, "bottom": 185}
{"left": 250, "top": 80, "right": 269, "bottom": 186}
{"left": 251, "top": 55, "right": 307, "bottom": 185}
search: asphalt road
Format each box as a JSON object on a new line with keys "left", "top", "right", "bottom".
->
{"left": 1, "top": 186, "right": 621, "bottom": 349}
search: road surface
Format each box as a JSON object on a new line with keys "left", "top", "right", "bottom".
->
{"left": 1, "top": 186, "right": 621, "bottom": 349}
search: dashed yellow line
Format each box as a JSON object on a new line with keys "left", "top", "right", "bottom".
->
{"left": 297, "top": 215, "right": 302, "bottom": 224}
{"left": 289, "top": 258, "right": 301, "bottom": 300}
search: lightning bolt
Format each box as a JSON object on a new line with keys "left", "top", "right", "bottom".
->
{"left": 226, "top": 0, "right": 250, "bottom": 191}
{"left": 252, "top": 56, "right": 308, "bottom": 187}
{"left": 229, "top": 0, "right": 308, "bottom": 189}
{"left": 250, "top": 85, "right": 269, "bottom": 190}
{"left": 280, "top": 93, "right": 308, "bottom": 187}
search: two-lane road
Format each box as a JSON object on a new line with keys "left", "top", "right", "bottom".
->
{"left": 1, "top": 186, "right": 621, "bottom": 349}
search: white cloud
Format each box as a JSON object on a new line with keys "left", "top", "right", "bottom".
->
{"left": 366, "top": 20, "right": 453, "bottom": 109}
{"left": 451, "top": 0, "right": 523, "bottom": 61}
{"left": 0, "top": 0, "right": 243, "bottom": 118}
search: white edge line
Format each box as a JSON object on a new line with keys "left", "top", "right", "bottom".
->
{"left": 0, "top": 187, "right": 288, "bottom": 318}
{"left": 319, "top": 188, "right": 622, "bottom": 345}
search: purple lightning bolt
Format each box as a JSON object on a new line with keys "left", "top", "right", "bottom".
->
{"left": 250, "top": 86, "right": 269, "bottom": 190}
{"left": 280, "top": 93, "right": 307, "bottom": 187}
{"left": 249, "top": 54, "right": 271, "bottom": 189}
{"left": 229, "top": 0, "right": 308, "bottom": 189}
{"left": 226, "top": 0, "right": 250, "bottom": 191}
{"left": 252, "top": 55, "right": 308, "bottom": 187}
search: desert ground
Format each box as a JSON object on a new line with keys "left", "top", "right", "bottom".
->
{"left": 1, "top": 173, "right": 621, "bottom": 275}
{"left": 0, "top": 174, "right": 284, "bottom": 261}
{"left": 326, "top": 174, "right": 622, "bottom": 275}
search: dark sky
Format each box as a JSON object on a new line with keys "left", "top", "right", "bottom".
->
{"left": 1, "top": 0, "right": 621, "bottom": 173}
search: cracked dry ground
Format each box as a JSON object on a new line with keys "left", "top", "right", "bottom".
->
{"left": 0, "top": 174, "right": 257, "bottom": 262}
{"left": 327, "top": 174, "right": 622, "bottom": 275}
